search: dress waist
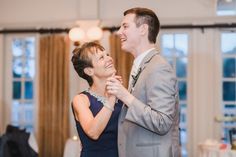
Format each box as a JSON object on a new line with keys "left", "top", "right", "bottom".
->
{"left": 81, "top": 143, "right": 117, "bottom": 152}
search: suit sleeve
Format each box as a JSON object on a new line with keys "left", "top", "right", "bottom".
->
{"left": 125, "top": 64, "right": 179, "bottom": 135}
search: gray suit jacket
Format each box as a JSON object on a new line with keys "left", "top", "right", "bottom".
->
{"left": 118, "top": 50, "right": 181, "bottom": 157}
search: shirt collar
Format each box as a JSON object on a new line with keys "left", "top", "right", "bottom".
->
{"left": 133, "top": 48, "right": 156, "bottom": 69}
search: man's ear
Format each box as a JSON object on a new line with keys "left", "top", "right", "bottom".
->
{"left": 84, "top": 67, "right": 94, "bottom": 76}
{"left": 140, "top": 24, "right": 148, "bottom": 35}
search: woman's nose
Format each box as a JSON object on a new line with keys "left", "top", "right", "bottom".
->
{"left": 106, "top": 55, "right": 113, "bottom": 62}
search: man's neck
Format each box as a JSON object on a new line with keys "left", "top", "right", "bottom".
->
{"left": 135, "top": 43, "right": 156, "bottom": 58}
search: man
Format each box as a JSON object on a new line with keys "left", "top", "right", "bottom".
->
{"left": 106, "top": 7, "right": 180, "bottom": 157}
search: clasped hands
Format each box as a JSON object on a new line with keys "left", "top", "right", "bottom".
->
{"left": 106, "top": 74, "right": 134, "bottom": 107}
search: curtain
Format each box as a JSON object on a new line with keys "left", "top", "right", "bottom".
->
{"left": 0, "top": 34, "right": 3, "bottom": 134}
{"left": 188, "top": 29, "right": 222, "bottom": 157}
{"left": 109, "top": 34, "right": 134, "bottom": 88}
{"left": 38, "top": 34, "right": 70, "bottom": 157}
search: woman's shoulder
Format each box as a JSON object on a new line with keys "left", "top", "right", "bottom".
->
{"left": 72, "top": 92, "right": 90, "bottom": 108}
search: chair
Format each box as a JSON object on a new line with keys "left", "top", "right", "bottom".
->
{"left": 63, "top": 136, "right": 81, "bottom": 157}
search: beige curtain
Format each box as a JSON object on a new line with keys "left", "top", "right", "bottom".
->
{"left": 109, "top": 34, "right": 134, "bottom": 88}
{"left": 188, "top": 29, "right": 222, "bottom": 157}
{"left": 0, "top": 34, "right": 3, "bottom": 134}
{"left": 38, "top": 34, "right": 70, "bottom": 157}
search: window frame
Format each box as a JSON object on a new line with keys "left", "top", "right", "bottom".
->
{"left": 159, "top": 29, "right": 191, "bottom": 157}
{"left": 3, "top": 34, "right": 39, "bottom": 134}
{"left": 219, "top": 29, "right": 236, "bottom": 141}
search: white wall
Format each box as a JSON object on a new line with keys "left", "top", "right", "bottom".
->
{"left": 0, "top": 0, "right": 233, "bottom": 28}
{"left": 0, "top": 0, "right": 78, "bottom": 27}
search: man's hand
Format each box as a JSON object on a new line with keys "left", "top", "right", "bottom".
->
{"left": 106, "top": 76, "right": 134, "bottom": 107}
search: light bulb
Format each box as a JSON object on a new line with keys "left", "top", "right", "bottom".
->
{"left": 87, "top": 26, "right": 103, "bottom": 41}
{"left": 68, "top": 27, "right": 85, "bottom": 42}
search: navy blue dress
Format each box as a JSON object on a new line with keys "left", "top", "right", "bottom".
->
{"left": 72, "top": 91, "right": 122, "bottom": 157}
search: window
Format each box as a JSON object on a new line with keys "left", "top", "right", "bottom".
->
{"left": 217, "top": 0, "right": 236, "bottom": 16}
{"left": 6, "top": 35, "right": 37, "bottom": 133}
{"left": 160, "top": 33, "right": 189, "bottom": 157}
{"left": 220, "top": 31, "right": 236, "bottom": 142}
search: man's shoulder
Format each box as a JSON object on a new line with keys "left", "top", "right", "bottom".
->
{"left": 150, "top": 54, "right": 169, "bottom": 66}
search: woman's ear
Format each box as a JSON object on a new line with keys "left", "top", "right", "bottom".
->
{"left": 84, "top": 67, "right": 94, "bottom": 76}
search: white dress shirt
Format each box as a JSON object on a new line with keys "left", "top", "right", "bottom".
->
{"left": 128, "top": 48, "right": 156, "bottom": 89}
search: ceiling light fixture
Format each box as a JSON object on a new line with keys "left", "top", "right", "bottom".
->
{"left": 68, "top": 0, "right": 103, "bottom": 45}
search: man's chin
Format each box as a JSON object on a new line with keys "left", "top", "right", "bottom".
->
{"left": 121, "top": 45, "right": 129, "bottom": 52}
{"left": 112, "top": 69, "right": 116, "bottom": 75}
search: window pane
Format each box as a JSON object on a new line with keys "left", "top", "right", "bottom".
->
{"left": 22, "top": 104, "right": 34, "bottom": 123}
{"left": 25, "top": 59, "right": 35, "bottom": 78}
{"left": 180, "top": 129, "right": 188, "bottom": 157}
{"left": 221, "top": 32, "right": 236, "bottom": 54}
{"left": 176, "top": 58, "right": 187, "bottom": 78}
{"left": 12, "top": 38, "right": 24, "bottom": 57}
{"left": 25, "top": 37, "right": 35, "bottom": 58}
{"left": 180, "top": 104, "right": 187, "bottom": 124}
{"left": 13, "top": 81, "right": 21, "bottom": 99}
{"left": 223, "top": 58, "right": 236, "bottom": 78}
{"left": 179, "top": 104, "right": 187, "bottom": 157}
{"left": 161, "top": 32, "right": 188, "bottom": 157}
{"left": 25, "top": 109, "right": 33, "bottom": 123}
{"left": 179, "top": 81, "right": 187, "bottom": 100}
{"left": 25, "top": 81, "right": 33, "bottom": 99}
{"left": 217, "top": 0, "right": 236, "bottom": 16}
{"left": 11, "top": 36, "right": 36, "bottom": 133}
{"left": 162, "top": 34, "right": 174, "bottom": 56}
{"left": 12, "top": 58, "right": 23, "bottom": 78}
{"left": 175, "top": 34, "right": 188, "bottom": 56}
{"left": 25, "top": 125, "right": 34, "bottom": 132}
{"left": 223, "top": 82, "right": 236, "bottom": 101}
{"left": 12, "top": 100, "right": 21, "bottom": 123}
{"left": 224, "top": 104, "right": 236, "bottom": 117}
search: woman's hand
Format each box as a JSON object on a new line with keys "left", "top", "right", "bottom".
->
{"left": 106, "top": 76, "right": 134, "bottom": 106}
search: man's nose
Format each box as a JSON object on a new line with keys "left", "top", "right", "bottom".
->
{"left": 117, "top": 27, "right": 122, "bottom": 36}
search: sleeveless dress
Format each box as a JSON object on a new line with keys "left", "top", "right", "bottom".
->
{"left": 72, "top": 91, "right": 122, "bottom": 157}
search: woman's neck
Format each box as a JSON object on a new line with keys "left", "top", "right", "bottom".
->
{"left": 89, "top": 80, "right": 106, "bottom": 97}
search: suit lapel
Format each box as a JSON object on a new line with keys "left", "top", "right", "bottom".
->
{"left": 120, "top": 49, "right": 159, "bottom": 123}
{"left": 130, "top": 49, "right": 159, "bottom": 92}
{"left": 139, "top": 49, "right": 159, "bottom": 72}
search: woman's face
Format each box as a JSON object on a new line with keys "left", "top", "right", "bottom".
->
{"left": 90, "top": 49, "right": 116, "bottom": 78}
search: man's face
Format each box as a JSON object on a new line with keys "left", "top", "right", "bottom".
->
{"left": 117, "top": 13, "right": 141, "bottom": 53}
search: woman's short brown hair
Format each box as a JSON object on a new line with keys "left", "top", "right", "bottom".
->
{"left": 71, "top": 42, "right": 105, "bottom": 86}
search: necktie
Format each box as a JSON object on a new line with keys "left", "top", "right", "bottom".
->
{"left": 128, "top": 64, "right": 138, "bottom": 91}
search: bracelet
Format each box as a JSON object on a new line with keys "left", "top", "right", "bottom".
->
{"left": 103, "top": 102, "right": 114, "bottom": 112}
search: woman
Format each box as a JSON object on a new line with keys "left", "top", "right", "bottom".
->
{"left": 71, "top": 42, "right": 122, "bottom": 157}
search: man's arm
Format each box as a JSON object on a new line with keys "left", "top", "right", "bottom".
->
{"left": 107, "top": 64, "right": 179, "bottom": 135}
{"left": 126, "top": 65, "right": 179, "bottom": 134}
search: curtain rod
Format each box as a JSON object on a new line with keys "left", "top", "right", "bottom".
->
{"left": 103, "top": 23, "right": 236, "bottom": 32}
{"left": 0, "top": 23, "right": 235, "bottom": 34}
{"left": 0, "top": 28, "right": 70, "bottom": 34}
